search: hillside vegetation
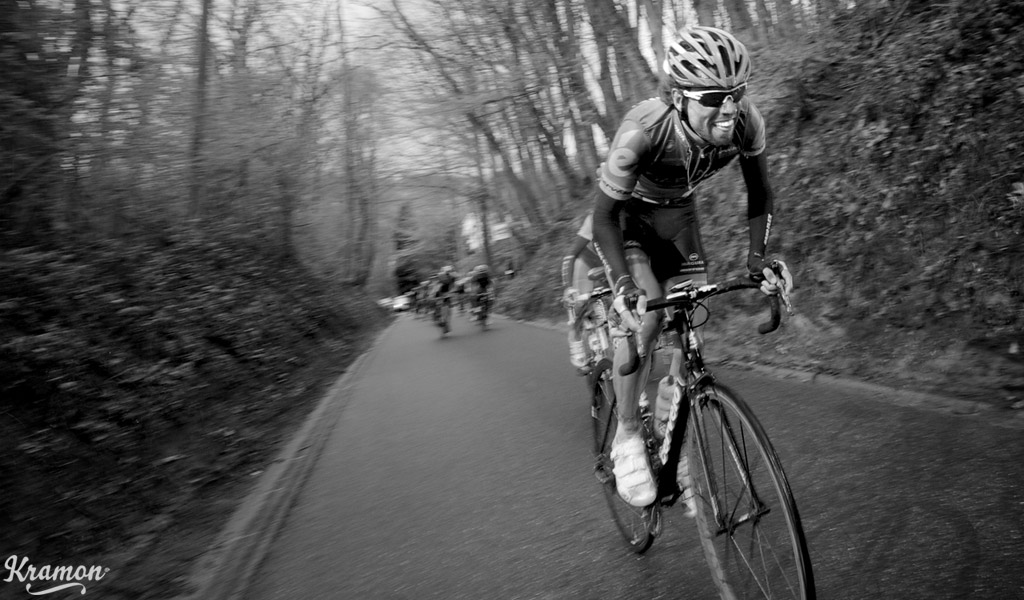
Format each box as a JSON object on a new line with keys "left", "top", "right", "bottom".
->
{"left": 500, "top": 0, "right": 1024, "bottom": 405}
{"left": 0, "top": 230, "right": 387, "bottom": 597}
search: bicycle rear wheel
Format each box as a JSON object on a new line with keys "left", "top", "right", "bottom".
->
{"left": 685, "top": 381, "right": 815, "bottom": 600}
{"left": 590, "top": 359, "right": 655, "bottom": 554}
{"left": 477, "top": 294, "right": 489, "bottom": 330}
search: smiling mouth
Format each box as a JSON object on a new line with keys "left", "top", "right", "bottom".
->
{"left": 714, "top": 119, "right": 735, "bottom": 131}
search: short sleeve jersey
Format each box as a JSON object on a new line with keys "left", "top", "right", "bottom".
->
{"left": 436, "top": 272, "right": 456, "bottom": 293}
{"left": 471, "top": 270, "right": 491, "bottom": 290}
{"left": 598, "top": 97, "right": 766, "bottom": 206}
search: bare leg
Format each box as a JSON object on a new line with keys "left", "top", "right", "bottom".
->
{"left": 612, "top": 248, "right": 663, "bottom": 432}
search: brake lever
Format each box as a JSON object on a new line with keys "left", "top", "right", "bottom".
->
{"left": 778, "top": 283, "right": 794, "bottom": 315}
{"left": 768, "top": 260, "right": 794, "bottom": 315}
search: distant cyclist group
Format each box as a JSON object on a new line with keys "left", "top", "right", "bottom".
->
{"left": 407, "top": 264, "right": 493, "bottom": 335}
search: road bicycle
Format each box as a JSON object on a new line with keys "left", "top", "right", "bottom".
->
{"left": 589, "top": 270, "right": 815, "bottom": 600}
{"left": 471, "top": 289, "right": 493, "bottom": 330}
{"left": 433, "top": 294, "right": 452, "bottom": 336}
{"left": 565, "top": 267, "right": 616, "bottom": 374}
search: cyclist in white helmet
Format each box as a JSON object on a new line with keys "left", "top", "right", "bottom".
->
{"left": 591, "top": 26, "right": 793, "bottom": 507}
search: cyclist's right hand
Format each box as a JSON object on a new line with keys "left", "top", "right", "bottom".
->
{"left": 761, "top": 260, "right": 793, "bottom": 303}
{"left": 612, "top": 275, "right": 646, "bottom": 333}
{"left": 748, "top": 257, "right": 793, "bottom": 297}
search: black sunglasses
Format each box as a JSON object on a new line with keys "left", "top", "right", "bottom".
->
{"left": 681, "top": 84, "right": 746, "bottom": 107}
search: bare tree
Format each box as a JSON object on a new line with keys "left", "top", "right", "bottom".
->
{"left": 753, "top": 0, "right": 774, "bottom": 41}
{"left": 691, "top": 0, "right": 718, "bottom": 26}
{"left": 641, "top": 0, "right": 666, "bottom": 71}
{"left": 723, "top": 0, "right": 755, "bottom": 40}
{"left": 188, "top": 0, "right": 212, "bottom": 217}
{"left": 774, "top": 0, "right": 799, "bottom": 36}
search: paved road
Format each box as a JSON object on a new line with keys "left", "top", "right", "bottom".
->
{"left": 244, "top": 312, "right": 1024, "bottom": 600}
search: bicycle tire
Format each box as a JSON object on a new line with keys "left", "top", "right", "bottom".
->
{"left": 440, "top": 302, "right": 451, "bottom": 335}
{"left": 589, "top": 359, "right": 655, "bottom": 554}
{"left": 684, "top": 381, "right": 815, "bottom": 600}
{"left": 477, "top": 295, "right": 489, "bottom": 330}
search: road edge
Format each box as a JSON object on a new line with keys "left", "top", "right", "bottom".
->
{"left": 173, "top": 321, "right": 394, "bottom": 600}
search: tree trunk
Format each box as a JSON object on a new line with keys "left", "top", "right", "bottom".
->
{"left": 54, "top": 0, "right": 95, "bottom": 237}
{"left": 723, "top": 0, "right": 755, "bottom": 41}
{"left": 98, "top": 0, "right": 125, "bottom": 236}
{"left": 473, "top": 140, "right": 495, "bottom": 269}
{"left": 754, "top": 0, "right": 774, "bottom": 42}
{"left": 817, "top": 0, "right": 841, "bottom": 26}
{"left": 666, "top": 0, "right": 689, "bottom": 28}
{"left": 584, "top": 4, "right": 625, "bottom": 123}
{"left": 585, "top": 0, "right": 659, "bottom": 104}
{"left": 188, "top": 0, "right": 211, "bottom": 218}
{"left": 774, "top": 0, "right": 798, "bottom": 36}
{"left": 542, "top": 0, "right": 615, "bottom": 140}
{"left": 692, "top": 0, "right": 718, "bottom": 26}
{"left": 525, "top": 91, "right": 582, "bottom": 190}
{"left": 640, "top": 0, "right": 665, "bottom": 72}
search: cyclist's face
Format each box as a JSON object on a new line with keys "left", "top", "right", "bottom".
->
{"left": 677, "top": 90, "right": 739, "bottom": 147}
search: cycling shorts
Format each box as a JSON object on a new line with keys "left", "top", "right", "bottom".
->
{"left": 622, "top": 197, "right": 707, "bottom": 283}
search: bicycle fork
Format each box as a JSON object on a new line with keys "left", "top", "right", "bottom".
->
{"left": 689, "top": 386, "right": 769, "bottom": 535}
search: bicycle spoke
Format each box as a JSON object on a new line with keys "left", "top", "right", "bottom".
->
{"left": 687, "top": 383, "right": 814, "bottom": 599}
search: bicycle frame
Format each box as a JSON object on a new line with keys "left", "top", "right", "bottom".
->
{"left": 434, "top": 293, "right": 453, "bottom": 333}
{"left": 642, "top": 278, "right": 782, "bottom": 509}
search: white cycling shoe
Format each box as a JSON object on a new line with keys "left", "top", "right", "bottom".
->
{"left": 610, "top": 428, "right": 657, "bottom": 507}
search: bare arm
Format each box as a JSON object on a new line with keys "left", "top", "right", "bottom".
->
{"left": 560, "top": 234, "right": 592, "bottom": 288}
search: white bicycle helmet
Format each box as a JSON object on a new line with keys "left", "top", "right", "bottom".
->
{"left": 664, "top": 26, "right": 751, "bottom": 89}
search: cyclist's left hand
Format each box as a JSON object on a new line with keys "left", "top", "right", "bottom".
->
{"left": 749, "top": 259, "right": 793, "bottom": 296}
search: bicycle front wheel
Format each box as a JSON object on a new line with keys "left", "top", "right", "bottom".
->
{"left": 685, "top": 381, "right": 815, "bottom": 600}
{"left": 590, "top": 359, "right": 655, "bottom": 554}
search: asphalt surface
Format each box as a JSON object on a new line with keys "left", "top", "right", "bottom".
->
{"left": 186, "top": 311, "right": 1024, "bottom": 600}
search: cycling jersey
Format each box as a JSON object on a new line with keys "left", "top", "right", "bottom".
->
{"left": 598, "top": 97, "right": 765, "bottom": 206}
{"left": 436, "top": 272, "right": 455, "bottom": 295}
{"left": 471, "top": 271, "right": 491, "bottom": 291}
